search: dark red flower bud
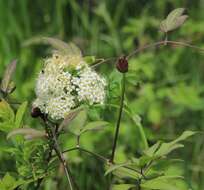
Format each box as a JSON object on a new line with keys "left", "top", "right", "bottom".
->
{"left": 31, "top": 107, "right": 42, "bottom": 118}
{"left": 116, "top": 56, "right": 128, "bottom": 73}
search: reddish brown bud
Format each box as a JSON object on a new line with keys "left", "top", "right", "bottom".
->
{"left": 31, "top": 107, "right": 42, "bottom": 118}
{"left": 116, "top": 56, "right": 128, "bottom": 73}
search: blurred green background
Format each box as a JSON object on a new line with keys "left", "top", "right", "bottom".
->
{"left": 0, "top": 0, "right": 204, "bottom": 189}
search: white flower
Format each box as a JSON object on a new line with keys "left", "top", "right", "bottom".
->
{"left": 72, "top": 67, "right": 106, "bottom": 105}
{"left": 33, "top": 98, "right": 47, "bottom": 114}
{"left": 46, "top": 96, "right": 75, "bottom": 120}
{"left": 33, "top": 49, "right": 107, "bottom": 120}
{"left": 44, "top": 51, "right": 85, "bottom": 74}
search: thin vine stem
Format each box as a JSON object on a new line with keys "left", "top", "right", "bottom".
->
{"left": 110, "top": 73, "right": 126, "bottom": 163}
{"left": 127, "top": 40, "right": 204, "bottom": 59}
{"left": 62, "top": 147, "right": 108, "bottom": 162}
{"left": 91, "top": 40, "right": 204, "bottom": 69}
{"left": 91, "top": 57, "right": 117, "bottom": 68}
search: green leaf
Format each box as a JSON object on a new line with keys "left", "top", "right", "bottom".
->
{"left": 112, "top": 184, "right": 135, "bottom": 190}
{"left": 113, "top": 166, "right": 141, "bottom": 180}
{"left": 6, "top": 81, "right": 16, "bottom": 94}
{"left": 0, "top": 122, "right": 14, "bottom": 133}
{"left": 15, "top": 101, "right": 28, "bottom": 128}
{"left": 0, "top": 147, "right": 19, "bottom": 154}
{"left": 7, "top": 128, "right": 46, "bottom": 140}
{"left": 145, "top": 170, "right": 165, "bottom": 180}
{"left": 105, "top": 162, "right": 132, "bottom": 176}
{"left": 0, "top": 60, "right": 17, "bottom": 94}
{"left": 0, "top": 173, "right": 24, "bottom": 190}
{"left": 105, "top": 162, "right": 141, "bottom": 180}
{"left": 0, "top": 100, "right": 15, "bottom": 122}
{"left": 58, "top": 107, "right": 84, "bottom": 132}
{"left": 65, "top": 109, "right": 87, "bottom": 136}
{"left": 138, "top": 155, "right": 157, "bottom": 167}
{"left": 154, "top": 131, "right": 196, "bottom": 157}
{"left": 172, "top": 131, "right": 196, "bottom": 143}
{"left": 131, "top": 114, "right": 149, "bottom": 149}
{"left": 144, "top": 141, "right": 162, "bottom": 157}
{"left": 80, "top": 121, "right": 109, "bottom": 134}
{"left": 0, "top": 100, "right": 15, "bottom": 132}
{"left": 141, "top": 175, "right": 184, "bottom": 190}
{"left": 160, "top": 8, "right": 188, "bottom": 33}
{"left": 84, "top": 56, "right": 96, "bottom": 65}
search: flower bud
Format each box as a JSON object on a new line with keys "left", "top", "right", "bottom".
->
{"left": 116, "top": 56, "right": 128, "bottom": 73}
{"left": 31, "top": 107, "right": 42, "bottom": 118}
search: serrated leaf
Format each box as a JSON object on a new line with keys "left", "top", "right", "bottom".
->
{"left": 0, "top": 122, "right": 14, "bottom": 133}
{"left": 80, "top": 121, "right": 109, "bottom": 135}
{"left": 0, "top": 100, "right": 15, "bottom": 123}
{"left": 0, "top": 147, "right": 19, "bottom": 154}
{"left": 15, "top": 101, "right": 28, "bottom": 128}
{"left": 0, "top": 60, "right": 17, "bottom": 93}
{"left": 7, "top": 128, "right": 46, "bottom": 140}
{"left": 160, "top": 8, "right": 188, "bottom": 33}
{"left": 112, "top": 184, "right": 135, "bottom": 190}
{"left": 0, "top": 173, "right": 24, "bottom": 190}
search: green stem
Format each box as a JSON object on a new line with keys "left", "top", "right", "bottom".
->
{"left": 43, "top": 118, "right": 75, "bottom": 190}
{"left": 127, "top": 40, "right": 204, "bottom": 59}
{"left": 92, "top": 40, "right": 204, "bottom": 68}
{"left": 110, "top": 73, "right": 126, "bottom": 163}
{"left": 51, "top": 128, "right": 74, "bottom": 190}
{"left": 93, "top": 103, "right": 148, "bottom": 150}
{"left": 137, "top": 123, "right": 148, "bottom": 149}
{"left": 62, "top": 147, "right": 108, "bottom": 162}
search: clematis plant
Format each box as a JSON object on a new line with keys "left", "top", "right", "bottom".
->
{"left": 0, "top": 8, "right": 202, "bottom": 190}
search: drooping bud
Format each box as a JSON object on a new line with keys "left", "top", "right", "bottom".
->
{"left": 31, "top": 107, "right": 42, "bottom": 118}
{"left": 116, "top": 56, "right": 128, "bottom": 73}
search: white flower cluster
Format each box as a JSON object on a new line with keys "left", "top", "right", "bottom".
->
{"left": 33, "top": 51, "right": 106, "bottom": 120}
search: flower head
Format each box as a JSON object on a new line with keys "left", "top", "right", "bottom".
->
{"left": 116, "top": 56, "right": 128, "bottom": 73}
{"left": 33, "top": 45, "right": 106, "bottom": 120}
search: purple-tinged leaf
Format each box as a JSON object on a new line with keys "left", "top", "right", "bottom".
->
{"left": 7, "top": 128, "right": 46, "bottom": 140}
{"left": 160, "top": 8, "right": 188, "bottom": 33}
{"left": 1, "top": 60, "right": 17, "bottom": 93}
